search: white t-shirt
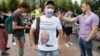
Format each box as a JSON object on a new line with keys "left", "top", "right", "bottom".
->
{"left": 31, "top": 15, "right": 62, "bottom": 51}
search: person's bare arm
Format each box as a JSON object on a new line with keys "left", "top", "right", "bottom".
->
{"left": 25, "top": 25, "right": 30, "bottom": 29}
{"left": 86, "top": 25, "right": 98, "bottom": 41}
{"left": 29, "top": 28, "right": 38, "bottom": 51}
{"left": 0, "top": 24, "right": 5, "bottom": 27}
{"left": 58, "top": 29, "right": 64, "bottom": 45}
{"left": 12, "top": 22, "right": 24, "bottom": 30}
{"left": 58, "top": 29, "right": 64, "bottom": 50}
{"left": 63, "top": 17, "right": 77, "bottom": 22}
{"left": 29, "top": 28, "right": 36, "bottom": 46}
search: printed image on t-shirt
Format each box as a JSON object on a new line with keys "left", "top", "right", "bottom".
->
{"left": 40, "top": 31, "right": 50, "bottom": 44}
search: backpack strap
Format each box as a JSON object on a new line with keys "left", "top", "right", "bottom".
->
{"left": 35, "top": 17, "right": 40, "bottom": 44}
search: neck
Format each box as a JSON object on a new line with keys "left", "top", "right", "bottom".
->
{"left": 45, "top": 15, "right": 52, "bottom": 18}
{"left": 16, "top": 9, "right": 22, "bottom": 13}
{"left": 84, "top": 10, "right": 91, "bottom": 15}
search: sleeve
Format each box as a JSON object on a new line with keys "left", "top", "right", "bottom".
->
{"left": 31, "top": 19, "right": 36, "bottom": 29}
{"left": 76, "top": 15, "right": 80, "bottom": 21}
{"left": 12, "top": 14, "right": 18, "bottom": 23}
{"left": 92, "top": 15, "right": 99, "bottom": 26}
{"left": 57, "top": 19, "right": 62, "bottom": 30}
{"left": 76, "top": 15, "right": 81, "bottom": 24}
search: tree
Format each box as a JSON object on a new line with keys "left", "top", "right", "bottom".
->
{"left": 30, "top": 2, "right": 36, "bottom": 12}
{"left": 93, "top": 0, "right": 100, "bottom": 10}
{"left": 7, "top": 0, "right": 19, "bottom": 12}
{"left": 53, "top": 0, "right": 58, "bottom": 10}
{"left": 67, "top": 0, "right": 74, "bottom": 10}
{"left": 93, "top": 0, "right": 100, "bottom": 17}
{"left": 41, "top": 0, "right": 46, "bottom": 11}
{"left": 73, "top": 1, "right": 81, "bottom": 14}
{"left": 53, "top": 0, "right": 69, "bottom": 11}
{"left": 22, "top": 0, "right": 28, "bottom": 3}
{"left": 81, "top": 0, "right": 93, "bottom": 4}
{"left": 0, "top": 1, "right": 8, "bottom": 13}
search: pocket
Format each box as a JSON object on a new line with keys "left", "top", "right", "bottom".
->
{"left": 84, "top": 40, "right": 92, "bottom": 44}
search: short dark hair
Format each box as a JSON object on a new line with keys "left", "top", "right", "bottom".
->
{"left": 84, "top": 2, "right": 92, "bottom": 8}
{"left": 68, "top": 9, "right": 74, "bottom": 12}
{"left": 18, "top": 3, "right": 29, "bottom": 9}
{"left": 45, "top": 1, "right": 55, "bottom": 6}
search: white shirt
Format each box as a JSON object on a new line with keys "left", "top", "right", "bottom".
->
{"left": 31, "top": 15, "right": 62, "bottom": 51}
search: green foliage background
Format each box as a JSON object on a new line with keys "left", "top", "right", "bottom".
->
{"left": 0, "top": 0, "right": 99, "bottom": 15}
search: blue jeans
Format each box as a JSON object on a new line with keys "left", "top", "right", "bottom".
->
{"left": 38, "top": 50, "right": 59, "bottom": 56}
{"left": 79, "top": 38, "right": 93, "bottom": 56}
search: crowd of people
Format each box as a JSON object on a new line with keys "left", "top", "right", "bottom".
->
{"left": 0, "top": 0, "right": 100, "bottom": 56}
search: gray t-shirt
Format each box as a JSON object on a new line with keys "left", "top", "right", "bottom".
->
{"left": 12, "top": 11, "right": 24, "bottom": 37}
{"left": 64, "top": 13, "right": 75, "bottom": 27}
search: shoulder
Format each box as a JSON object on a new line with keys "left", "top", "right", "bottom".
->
{"left": 52, "top": 16, "right": 60, "bottom": 23}
{"left": 91, "top": 12, "right": 99, "bottom": 21}
{"left": 53, "top": 16, "right": 59, "bottom": 20}
{"left": 76, "top": 14, "right": 83, "bottom": 19}
{"left": 77, "top": 14, "right": 83, "bottom": 17}
{"left": 12, "top": 11, "right": 19, "bottom": 17}
{"left": 91, "top": 12, "right": 99, "bottom": 18}
{"left": 40, "top": 15, "right": 44, "bottom": 18}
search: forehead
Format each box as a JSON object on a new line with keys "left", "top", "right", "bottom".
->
{"left": 82, "top": 3, "right": 86, "bottom": 6}
{"left": 21, "top": 8, "right": 27, "bottom": 10}
{"left": 45, "top": 4, "right": 54, "bottom": 8}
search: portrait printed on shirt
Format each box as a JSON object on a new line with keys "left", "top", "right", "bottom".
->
{"left": 40, "top": 31, "right": 50, "bottom": 44}
{"left": 39, "top": 20, "right": 56, "bottom": 47}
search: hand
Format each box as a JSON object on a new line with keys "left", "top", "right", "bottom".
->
{"left": 58, "top": 13, "right": 65, "bottom": 19}
{"left": 25, "top": 25, "right": 29, "bottom": 29}
{"left": 85, "top": 38, "right": 90, "bottom": 42}
{"left": 32, "top": 45, "right": 38, "bottom": 51}
{"left": 0, "top": 24, "right": 5, "bottom": 27}
{"left": 58, "top": 44, "right": 63, "bottom": 51}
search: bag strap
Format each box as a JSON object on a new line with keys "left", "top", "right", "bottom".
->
{"left": 35, "top": 17, "right": 40, "bottom": 44}
{"left": 36, "top": 17, "right": 40, "bottom": 30}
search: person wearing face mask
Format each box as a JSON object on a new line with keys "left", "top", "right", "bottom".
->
{"left": 30, "top": 1, "right": 63, "bottom": 56}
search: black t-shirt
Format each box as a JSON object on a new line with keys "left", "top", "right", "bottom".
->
{"left": 12, "top": 11, "right": 24, "bottom": 37}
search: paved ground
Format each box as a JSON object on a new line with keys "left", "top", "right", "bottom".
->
{"left": 5, "top": 33, "right": 100, "bottom": 56}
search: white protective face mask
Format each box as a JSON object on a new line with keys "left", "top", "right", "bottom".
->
{"left": 45, "top": 9, "right": 54, "bottom": 16}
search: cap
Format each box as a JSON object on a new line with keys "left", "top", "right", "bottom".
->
{"left": 45, "top": 1, "right": 55, "bottom": 6}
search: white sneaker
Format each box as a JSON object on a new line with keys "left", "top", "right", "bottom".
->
{"left": 68, "top": 42, "right": 73, "bottom": 45}
{"left": 65, "top": 43, "right": 70, "bottom": 47}
{"left": 13, "top": 42, "right": 17, "bottom": 45}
